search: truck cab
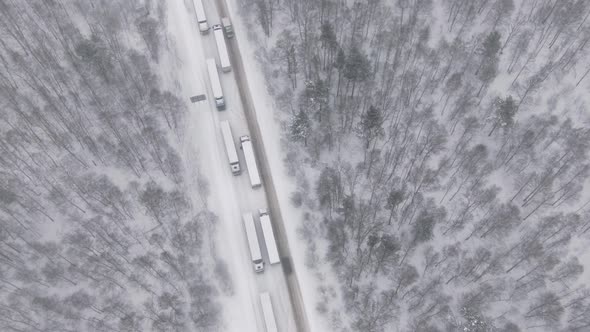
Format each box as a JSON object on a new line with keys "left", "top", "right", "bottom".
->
{"left": 221, "top": 17, "right": 234, "bottom": 38}
{"left": 214, "top": 96, "right": 225, "bottom": 110}
{"left": 198, "top": 21, "right": 209, "bottom": 33}
{"left": 253, "top": 259, "right": 264, "bottom": 273}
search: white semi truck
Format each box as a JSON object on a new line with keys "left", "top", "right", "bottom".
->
{"left": 220, "top": 121, "right": 240, "bottom": 175}
{"left": 212, "top": 24, "right": 231, "bottom": 72}
{"left": 259, "top": 292, "right": 278, "bottom": 332}
{"left": 206, "top": 58, "right": 225, "bottom": 110}
{"left": 192, "top": 0, "right": 209, "bottom": 33}
{"left": 243, "top": 213, "right": 264, "bottom": 273}
{"left": 240, "top": 135, "right": 261, "bottom": 188}
{"left": 259, "top": 209, "right": 280, "bottom": 265}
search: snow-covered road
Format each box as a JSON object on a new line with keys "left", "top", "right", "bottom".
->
{"left": 167, "top": 1, "right": 297, "bottom": 331}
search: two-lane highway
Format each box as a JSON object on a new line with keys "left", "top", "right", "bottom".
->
{"left": 169, "top": 1, "right": 303, "bottom": 331}
{"left": 209, "top": 0, "right": 312, "bottom": 331}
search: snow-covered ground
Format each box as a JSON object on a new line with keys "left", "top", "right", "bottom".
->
{"left": 166, "top": 1, "right": 297, "bottom": 331}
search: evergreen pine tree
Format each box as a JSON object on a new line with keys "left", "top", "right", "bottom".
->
{"left": 360, "top": 105, "right": 384, "bottom": 148}
{"left": 385, "top": 190, "right": 404, "bottom": 225}
{"left": 290, "top": 109, "right": 311, "bottom": 146}
{"left": 488, "top": 96, "right": 517, "bottom": 136}
{"left": 482, "top": 31, "right": 502, "bottom": 59}
{"left": 413, "top": 212, "right": 435, "bottom": 244}
{"left": 476, "top": 31, "right": 501, "bottom": 75}
{"left": 343, "top": 46, "right": 371, "bottom": 97}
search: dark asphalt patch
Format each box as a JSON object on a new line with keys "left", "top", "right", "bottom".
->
{"left": 281, "top": 257, "right": 293, "bottom": 275}
{"left": 190, "top": 94, "right": 206, "bottom": 103}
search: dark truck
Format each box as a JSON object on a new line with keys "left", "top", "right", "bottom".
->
{"left": 221, "top": 17, "right": 234, "bottom": 39}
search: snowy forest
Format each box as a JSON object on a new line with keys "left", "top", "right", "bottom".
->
{"left": 240, "top": 0, "right": 590, "bottom": 330}
{"left": 0, "top": 0, "right": 224, "bottom": 331}
{"left": 3, "top": 0, "right": 590, "bottom": 331}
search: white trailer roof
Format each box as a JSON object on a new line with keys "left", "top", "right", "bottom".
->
{"left": 206, "top": 58, "right": 223, "bottom": 99}
{"left": 192, "top": 0, "right": 207, "bottom": 23}
{"left": 241, "top": 136, "right": 261, "bottom": 187}
{"left": 220, "top": 120, "right": 239, "bottom": 165}
{"left": 243, "top": 213, "right": 262, "bottom": 262}
{"left": 260, "top": 213, "right": 280, "bottom": 264}
{"left": 259, "top": 292, "right": 278, "bottom": 332}
{"left": 213, "top": 25, "right": 231, "bottom": 71}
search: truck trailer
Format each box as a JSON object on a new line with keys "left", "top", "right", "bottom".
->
{"left": 240, "top": 135, "right": 261, "bottom": 188}
{"left": 259, "top": 292, "right": 278, "bottom": 332}
{"left": 220, "top": 121, "right": 240, "bottom": 175}
{"left": 206, "top": 58, "right": 225, "bottom": 110}
{"left": 192, "top": 0, "right": 209, "bottom": 33}
{"left": 259, "top": 209, "right": 280, "bottom": 265}
{"left": 243, "top": 213, "right": 264, "bottom": 273}
{"left": 213, "top": 24, "right": 231, "bottom": 72}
